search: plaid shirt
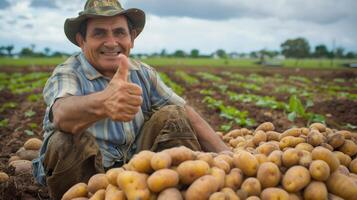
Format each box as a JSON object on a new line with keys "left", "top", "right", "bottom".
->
{"left": 42, "top": 52, "right": 185, "bottom": 167}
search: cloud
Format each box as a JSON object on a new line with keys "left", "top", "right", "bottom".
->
{"left": 125, "top": 0, "right": 357, "bottom": 24}
{"left": 0, "top": 0, "right": 10, "bottom": 10}
{"left": 30, "top": 0, "right": 58, "bottom": 9}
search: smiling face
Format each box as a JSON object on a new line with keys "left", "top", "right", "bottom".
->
{"left": 76, "top": 15, "right": 135, "bottom": 77}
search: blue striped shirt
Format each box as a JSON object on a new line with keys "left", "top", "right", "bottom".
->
{"left": 42, "top": 52, "right": 185, "bottom": 167}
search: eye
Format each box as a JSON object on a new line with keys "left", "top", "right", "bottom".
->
{"left": 113, "top": 29, "right": 127, "bottom": 37}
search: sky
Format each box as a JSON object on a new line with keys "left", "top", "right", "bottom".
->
{"left": 0, "top": 0, "right": 356, "bottom": 55}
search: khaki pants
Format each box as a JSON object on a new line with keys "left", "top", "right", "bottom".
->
{"left": 43, "top": 105, "right": 201, "bottom": 200}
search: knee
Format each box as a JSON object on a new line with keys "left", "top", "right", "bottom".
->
{"left": 156, "top": 105, "right": 186, "bottom": 118}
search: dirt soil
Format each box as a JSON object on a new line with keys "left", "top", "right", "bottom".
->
{"left": 0, "top": 65, "right": 356, "bottom": 199}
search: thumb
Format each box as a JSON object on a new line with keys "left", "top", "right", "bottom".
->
{"left": 113, "top": 54, "right": 129, "bottom": 81}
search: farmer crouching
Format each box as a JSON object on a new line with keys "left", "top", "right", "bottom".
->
{"left": 32, "top": 0, "right": 230, "bottom": 199}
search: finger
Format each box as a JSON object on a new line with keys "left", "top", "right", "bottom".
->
{"left": 123, "top": 105, "right": 140, "bottom": 115}
{"left": 126, "top": 84, "right": 142, "bottom": 96}
{"left": 112, "top": 54, "right": 129, "bottom": 81}
{"left": 126, "top": 95, "right": 143, "bottom": 107}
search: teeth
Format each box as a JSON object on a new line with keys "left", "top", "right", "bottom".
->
{"left": 102, "top": 52, "right": 118, "bottom": 56}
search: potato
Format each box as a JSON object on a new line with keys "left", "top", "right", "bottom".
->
{"left": 328, "top": 193, "right": 344, "bottom": 200}
{"left": 8, "top": 155, "right": 21, "bottom": 163}
{"left": 177, "top": 160, "right": 210, "bottom": 185}
{"left": 105, "top": 168, "right": 124, "bottom": 187}
{"left": 328, "top": 133, "right": 345, "bottom": 149}
{"left": 333, "top": 151, "right": 352, "bottom": 167}
{"left": 128, "top": 150, "right": 154, "bottom": 173}
{"left": 311, "top": 146, "right": 340, "bottom": 172}
{"left": 150, "top": 151, "right": 172, "bottom": 170}
{"left": 236, "top": 189, "right": 248, "bottom": 200}
{"left": 224, "top": 168, "right": 243, "bottom": 190}
{"left": 254, "top": 154, "right": 269, "bottom": 164}
{"left": 241, "top": 177, "right": 261, "bottom": 197}
{"left": 89, "top": 189, "right": 105, "bottom": 200}
{"left": 117, "top": 170, "right": 150, "bottom": 200}
{"left": 226, "top": 129, "right": 244, "bottom": 138}
{"left": 147, "top": 169, "right": 179, "bottom": 193}
{"left": 105, "top": 184, "right": 125, "bottom": 200}
{"left": 257, "top": 162, "right": 281, "bottom": 188}
{"left": 229, "top": 137, "right": 245, "bottom": 148}
{"left": 279, "top": 136, "right": 305, "bottom": 149}
{"left": 216, "top": 154, "right": 234, "bottom": 167}
{"left": 266, "top": 131, "right": 280, "bottom": 141}
{"left": 158, "top": 188, "right": 183, "bottom": 200}
{"left": 23, "top": 138, "right": 42, "bottom": 150}
{"left": 260, "top": 188, "right": 289, "bottom": 200}
{"left": 256, "top": 142, "right": 279, "bottom": 156}
{"left": 320, "top": 143, "right": 334, "bottom": 151}
{"left": 88, "top": 174, "right": 109, "bottom": 194}
{"left": 163, "top": 146, "right": 195, "bottom": 166}
{"left": 298, "top": 150, "right": 312, "bottom": 167}
{"left": 282, "top": 148, "right": 300, "bottom": 168}
{"left": 209, "top": 192, "right": 226, "bottom": 200}
{"left": 309, "top": 123, "right": 326, "bottom": 133}
{"left": 62, "top": 182, "right": 88, "bottom": 200}
{"left": 0, "top": 172, "right": 9, "bottom": 183}
{"left": 16, "top": 148, "right": 39, "bottom": 161}
{"left": 246, "top": 196, "right": 260, "bottom": 200}
{"left": 303, "top": 181, "right": 328, "bottom": 200}
{"left": 309, "top": 160, "right": 330, "bottom": 181}
{"left": 9, "top": 160, "right": 32, "bottom": 175}
{"left": 295, "top": 143, "right": 314, "bottom": 152}
{"left": 268, "top": 150, "right": 283, "bottom": 167}
{"left": 210, "top": 167, "right": 226, "bottom": 190}
{"left": 282, "top": 166, "right": 311, "bottom": 193}
{"left": 338, "top": 140, "right": 357, "bottom": 157}
{"left": 326, "top": 171, "right": 357, "bottom": 200}
{"left": 253, "top": 130, "right": 267, "bottom": 146}
{"left": 196, "top": 152, "right": 214, "bottom": 167}
{"left": 221, "top": 187, "right": 240, "bottom": 200}
{"left": 233, "top": 151, "right": 259, "bottom": 176}
{"left": 213, "top": 157, "right": 231, "bottom": 173}
{"left": 279, "top": 128, "right": 302, "bottom": 140}
{"left": 288, "top": 193, "right": 303, "bottom": 200}
{"left": 185, "top": 175, "right": 219, "bottom": 200}
{"left": 336, "top": 130, "right": 352, "bottom": 139}
{"left": 255, "top": 122, "right": 275, "bottom": 132}
{"left": 349, "top": 158, "right": 357, "bottom": 174}
{"left": 306, "top": 130, "right": 324, "bottom": 146}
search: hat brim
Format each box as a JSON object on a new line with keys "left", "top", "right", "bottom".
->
{"left": 64, "top": 8, "right": 145, "bottom": 46}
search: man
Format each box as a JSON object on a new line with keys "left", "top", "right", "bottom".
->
{"left": 32, "top": 0, "right": 230, "bottom": 199}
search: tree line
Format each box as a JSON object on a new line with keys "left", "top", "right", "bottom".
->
{"left": 0, "top": 37, "right": 356, "bottom": 59}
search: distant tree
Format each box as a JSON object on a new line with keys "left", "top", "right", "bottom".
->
{"left": 280, "top": 37, "right": 310, "bottom": 58}
{"left": 5, "top": 45, "right": 14, "bottom": 56}
{"left": 44, "top": 47, "right": 51, "bottom": 56}
{"left": 314, "top": 44, "right": 329, "bottom": 58}
{"left": 160, "top": 49, "right": 167, "bottom": 57}
{"left": 20, "top": 47, "right": 34, "bottom": 56}
{"left": 190, "top": 49, "right": 199, "bottom": 58}
{"left": 250, "top": 51, "right": 258, "bottom": 58}
{"left": 335, "top": 47, "right": 345, "bottom": 58}
{"left": 30, "top": 44, "right": 36, "bottom": 52}
{"left": 345, "top": 51, "right": 356, "bottom": 59}
{"left": 173, "top": 50, "right": 186, "bottom": 57}
{"left": 215, "top": 49, "right": 227, "bottom": 58}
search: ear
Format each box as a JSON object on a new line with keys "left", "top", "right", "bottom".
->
{"left": 76, "top": 33, "right": 85, "bottom": 49}
{"left": 130, "top": 29, "right": 137, "bottom": 48}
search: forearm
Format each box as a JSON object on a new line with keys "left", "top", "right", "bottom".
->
{"left": 184, "top": 105, "right": 231, "bottom": 153}
{"left": 52, "top": 91, "right": 106, "bottom": 134}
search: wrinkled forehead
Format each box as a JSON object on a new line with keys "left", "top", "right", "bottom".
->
{"left": 87, "top": 15, "right": 129, "bottom": 30}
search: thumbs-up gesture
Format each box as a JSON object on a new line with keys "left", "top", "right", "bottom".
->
{"left": 102, "top": 54, "right": 143, "bottom": 122}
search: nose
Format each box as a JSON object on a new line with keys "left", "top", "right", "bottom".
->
{"left": 103, "top": 33, "right": 117, "bottom": 48}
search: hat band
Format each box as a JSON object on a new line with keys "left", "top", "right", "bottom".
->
{"left": 79, "top": 6, "right": 125, "bottom": 16}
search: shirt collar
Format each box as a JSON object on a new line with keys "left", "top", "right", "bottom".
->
{"left": 78, "top": 52, "right": 140, "bottom": 81}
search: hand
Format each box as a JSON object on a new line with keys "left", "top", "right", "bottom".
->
{"left": 103, "top": 54, "right": 143, "bottom": 121}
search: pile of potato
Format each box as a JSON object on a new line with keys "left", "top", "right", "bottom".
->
{"left": 8, "top": 138, "right": 42, "bottom": 175}
{"left": 62, "top": 122, "right": 357, "bottom": 200}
